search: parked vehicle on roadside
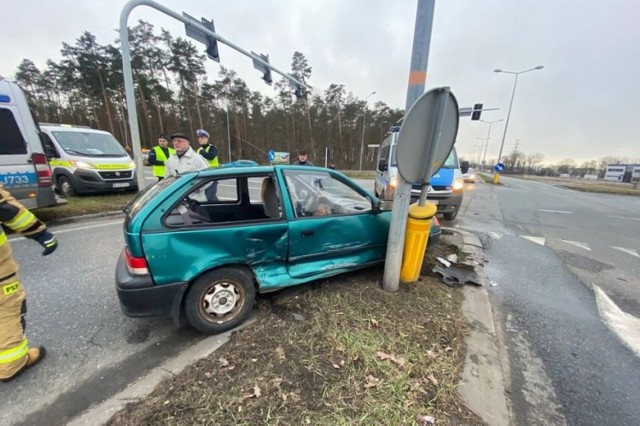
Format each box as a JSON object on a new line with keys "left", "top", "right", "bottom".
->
{"left": 39, "top": 123, "right": 138, "bottom": 196}
{"left": 116, "top": 165, "right": 440, "bottom": 334}
{"left": 0, "top": 79, "right": 59, "bottom": 209}
{"left": 374, "top": 125, "right": 465, "bottom": 220}
{"left": 462, "top": 166, "right": 476, "bottom": 183}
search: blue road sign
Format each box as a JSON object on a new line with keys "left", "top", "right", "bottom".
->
{"left": 267, "top": 149, "right": 275, "bottom": 162}
{"left": 494, "top": 162, "right": 505, "bottom": 172}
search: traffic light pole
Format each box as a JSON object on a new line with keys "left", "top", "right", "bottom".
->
{"left": 119, "top": 0, "right": 309, "bottom": 191}
{"left": 382, "top": 0, "right": 435, "bottom": 292}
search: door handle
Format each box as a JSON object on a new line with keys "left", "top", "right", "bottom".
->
{"left": 301, "top": 230, "right": 314, "bottom": 237}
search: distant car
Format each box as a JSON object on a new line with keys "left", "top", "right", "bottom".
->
{"left": 462, "top": 168, "right": 476, "bottom": 183}
{"left": 116, "top": 165, "right": 440, "bottom": 334}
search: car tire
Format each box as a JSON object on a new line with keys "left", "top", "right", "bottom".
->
{"left": 58, "top": 176, "right": 77, "bottom": 197}
{"left": 443, "top": 211, "right": 458, "bottom": 221}
{"left": 184, "top": 268, "right": 256, "bottom": 334}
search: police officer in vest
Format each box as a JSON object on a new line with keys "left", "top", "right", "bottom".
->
{"left": 148, "top": 134, "right": 175, "bottom": 181}
{"left": 196, "top": 129, "right": 219, "bottom": 168}
{"left": 196, "top": 129, "right": 220, "bottom": 201}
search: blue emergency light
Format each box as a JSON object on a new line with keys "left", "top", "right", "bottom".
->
{"left": 0, "top": 95, "right": 11, "bottom": 103}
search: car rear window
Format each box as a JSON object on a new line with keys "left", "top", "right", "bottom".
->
{"left": 125, "top": 176, "right": 178, "bottom": 219}
{"left": 0, "top": 108, "right": 28, "bottom": 155}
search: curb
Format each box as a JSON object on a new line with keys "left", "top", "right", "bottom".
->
{"left": 453, "top": 229, "right": 511, "bottom": 426}
{"left": 67, "top": 320, "right": 254, "bottom": 425}
{"left": 47, "top": 210, "right": 125, "bottom": 226}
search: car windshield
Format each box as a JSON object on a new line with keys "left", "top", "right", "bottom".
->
{"left": 390, "top": 145, "right": 458, "bottom": 169}
{"left": 52, "top": 130, "right": 129, "bottom": 157}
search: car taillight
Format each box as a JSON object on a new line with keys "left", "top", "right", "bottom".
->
{"left": 32, "top": 153, "right": 53, "bottom": 187}
{"left": 125, "top": 247, "right": 149, "bottom": 275}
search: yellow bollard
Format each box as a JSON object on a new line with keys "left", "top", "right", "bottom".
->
{"left": 493, "top": 172, "right": 500, "bottom": 185}
{"left": 400, "top": 201, "right": 438, "bottom": 283}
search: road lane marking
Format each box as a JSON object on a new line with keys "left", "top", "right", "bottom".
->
{"left": 9, "top": 220, "right": 123, "bottom": 241}
{"left": 538, "top": 209, "right": 573, "bottom": 214}
{"left": 594, "top": 286, "right": 640, "bottom": 359}
{"left": 560, "top": 240, "right": 591, "bottom": 251}
{"left": 607, "top": 215, "right": 640, "bottom": 221}
{"left": 611, "top": 247, "right": 640, "bottom": 258}
{"left": 521, "top": 236, "right": 546, "bottom": 246}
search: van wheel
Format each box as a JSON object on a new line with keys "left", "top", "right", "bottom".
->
{"left": 58, "top": 176, "right": 76, "bottom": 197}
{"left": 184, "top": 268, "right": 256, "bottom": 334}
{"left": 443, "top": 211, "right": 458, "bottom": 221}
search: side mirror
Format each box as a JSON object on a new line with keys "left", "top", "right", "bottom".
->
{"left": 378, "top": 159, "right": 388, "bottom": 171}
{"left": 372, "top": 198, "right": 382, "bottom": 214}
{"left": 460, "top": 160, "right": 470, "bottom": 174}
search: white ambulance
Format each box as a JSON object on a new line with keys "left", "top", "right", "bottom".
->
{"left": 39, "top": 124, "right": 138, "bottom": 196}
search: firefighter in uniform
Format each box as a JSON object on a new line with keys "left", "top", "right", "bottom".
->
{"left": 148, "top": 133, "right": 175, "bottom": 181}
{"left": 195, "top": 129, "right": 220, "bottom": 200}
{"left": 0, "top": 185, "right": 58, "bottom": 382}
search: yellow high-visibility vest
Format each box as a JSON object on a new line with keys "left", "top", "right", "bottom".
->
{"left": 152, "top": 146, "right": 176, "bottom": 177}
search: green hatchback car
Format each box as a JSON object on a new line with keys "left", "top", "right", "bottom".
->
{"left": 116, "top": 165, "right": 440, "bottom": 334}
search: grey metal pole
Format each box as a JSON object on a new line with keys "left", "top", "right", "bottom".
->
{"left": 359, "top": 91, "right": 375, "bottom": 171}
{"left": 382, "top": 0, "right": 435, "bottom": 292}
{"left": 359, "top": 109, "right": 367, "bottom": 171}
{"left": 496, "top": 74, "right": 518, "bottom": 165}
{"left": 226, "top": 107, "right": 231, "bottom": 162}
{"left": 481, "top": 119, "right": 502, "bottom": 171}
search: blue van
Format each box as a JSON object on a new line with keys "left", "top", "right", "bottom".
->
{"left": 374, "top": 126, "right": 464, "bottom": 220}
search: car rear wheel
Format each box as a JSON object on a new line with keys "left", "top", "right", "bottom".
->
{"left": 184, "top": 268, "right": 256, "bottom": 334}
{"left": 58, "top": 176, "right": 76, "bottom": 197}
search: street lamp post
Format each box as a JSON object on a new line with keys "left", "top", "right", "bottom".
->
{"left": 480, "top": 118, "right": 503, "bottom": 171}
{"left": 359, "top": 91, "right": 376, "bottom": 171}
{"left": 494, "top": 66, "right": 543, "bottom": 166}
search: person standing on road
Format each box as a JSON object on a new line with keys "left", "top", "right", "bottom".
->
{"left": 165, "top": 133, "right": 209, "bottom": 177}
{"left": 196, "top": 129, "right": 220, "bottom": 201}
{"left": 293, "top": 149, "right": 314, "bottom": 166}
{"left": 0, "top": 185, "right": 58, "bottom": 382}
{"left": 148, "top": 134, "right": 175, "bottom": 181}
{"left": 195, "top": 129, "right": 220, "bottom": 168}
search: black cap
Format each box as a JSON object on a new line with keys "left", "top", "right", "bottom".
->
{"left": 158, "top": 133, "right": 167, "bottom": 140}
{"left": 298, "top": 149, "right": 308, "bottom": 155}
{"left": 170, "top": 132, "right": 190, "bottom": 141}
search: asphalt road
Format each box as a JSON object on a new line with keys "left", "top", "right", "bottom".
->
{"left": 459, "top": 176, "right": 640, "bottom": 425}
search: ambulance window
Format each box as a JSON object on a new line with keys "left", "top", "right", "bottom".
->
{"left": 0, "top": 108, "right": 28, "bottom": 155}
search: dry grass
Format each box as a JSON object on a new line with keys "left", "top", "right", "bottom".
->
{"left": 35, "top": 193, "right": 134, "bottom": 223}
{"left": 107, "top": 246, "right": 481, "bottom": 425}
{"left": 511, "top": 175, "right": 640, "bottom": 196}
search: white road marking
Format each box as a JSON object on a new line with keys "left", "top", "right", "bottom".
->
{"left": 538, "top": 209, "right": 573, "bottom": 214}
{"left": 594, "top": 286, "right": 640, "bottom": 359}
{"left": 560, "top": 240, "right": 591, "bottom": 251}
{"left": 611, "top": 247, "right": 640, "bottom": 258}
{"left": 607, "top": 215, "right": 640, "bottom": 221}
{"left": 521, "top": 236, "right": 546, "bottom": 246}
{"left": 9, "top": 219, "right": 123, "bottom": 241}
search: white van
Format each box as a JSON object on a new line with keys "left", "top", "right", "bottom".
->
{"left": 0, "top": 79, "right": 59, "bottom": 209}
{"left": 39, "top": 124, "right": 138, "bottom": 196}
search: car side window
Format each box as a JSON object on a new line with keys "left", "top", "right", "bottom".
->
{"left": 0, "top": 108, "right": 28, "bottom": 155}
{"left": 165, "top": 175, "right": 282, "bottom": 227}
{"left": 283, "top": 170, "right": 372, "bottom": 218}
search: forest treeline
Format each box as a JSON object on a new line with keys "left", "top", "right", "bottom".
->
{"left": 12, "top": 20, "right": 404, "bottom": 168}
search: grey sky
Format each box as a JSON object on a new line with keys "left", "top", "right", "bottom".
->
{"left": 2, "top": 0, "right": 638, "bottom": 165}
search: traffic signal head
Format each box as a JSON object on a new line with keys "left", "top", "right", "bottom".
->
{"left": 471, "top": 103, "right": 483, "bottom": 120}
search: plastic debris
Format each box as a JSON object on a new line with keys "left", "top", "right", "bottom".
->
{"left": 292, "top": 313, "right": 305, "bottom": 321}
{"left": 490, "top": 280, "right": 498, "bottom": 287}
{"left": 436, "top": 257, "right": 452, "bottom": 268}
{"left": 446, "top": 253, "right": 458, "bottom": 263}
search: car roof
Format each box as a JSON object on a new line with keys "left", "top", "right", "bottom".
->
{"left": 39, "top": 124, "right": 111, "bottom": 135}
{"left": 195, "top": 164, "right": 337, "bottom": 177}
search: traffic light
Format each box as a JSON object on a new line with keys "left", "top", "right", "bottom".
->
{"left": 251, "top": 52, "right": 272, "bottom": 85}
{"left": 471, "top": 103, "right": 483, "bottom": 120}
{"left": 294, "top": 84, "right": 307, "bottom": 101}
{"left": 200, "top": 18, "right": 220, "bottom": 62}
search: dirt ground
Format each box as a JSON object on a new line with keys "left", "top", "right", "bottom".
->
{"left": 107, "top": 236, "right": 482, "bottom": 425}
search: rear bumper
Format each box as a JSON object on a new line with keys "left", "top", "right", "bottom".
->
{"left": 115, "top": 249, "right": 187, "bottom": 318}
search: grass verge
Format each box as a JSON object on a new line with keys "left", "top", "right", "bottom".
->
{"left": 342, "top": 170, "right": 376, "bottom": 179}
{"left": 107, "top": 242, "right": 480, "bottom": 425}
{"left": 35, "top": 193, "right": 135, "bottom": 223}
{"left": 509, "top": 175, "right": 640, "bottom": 196}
